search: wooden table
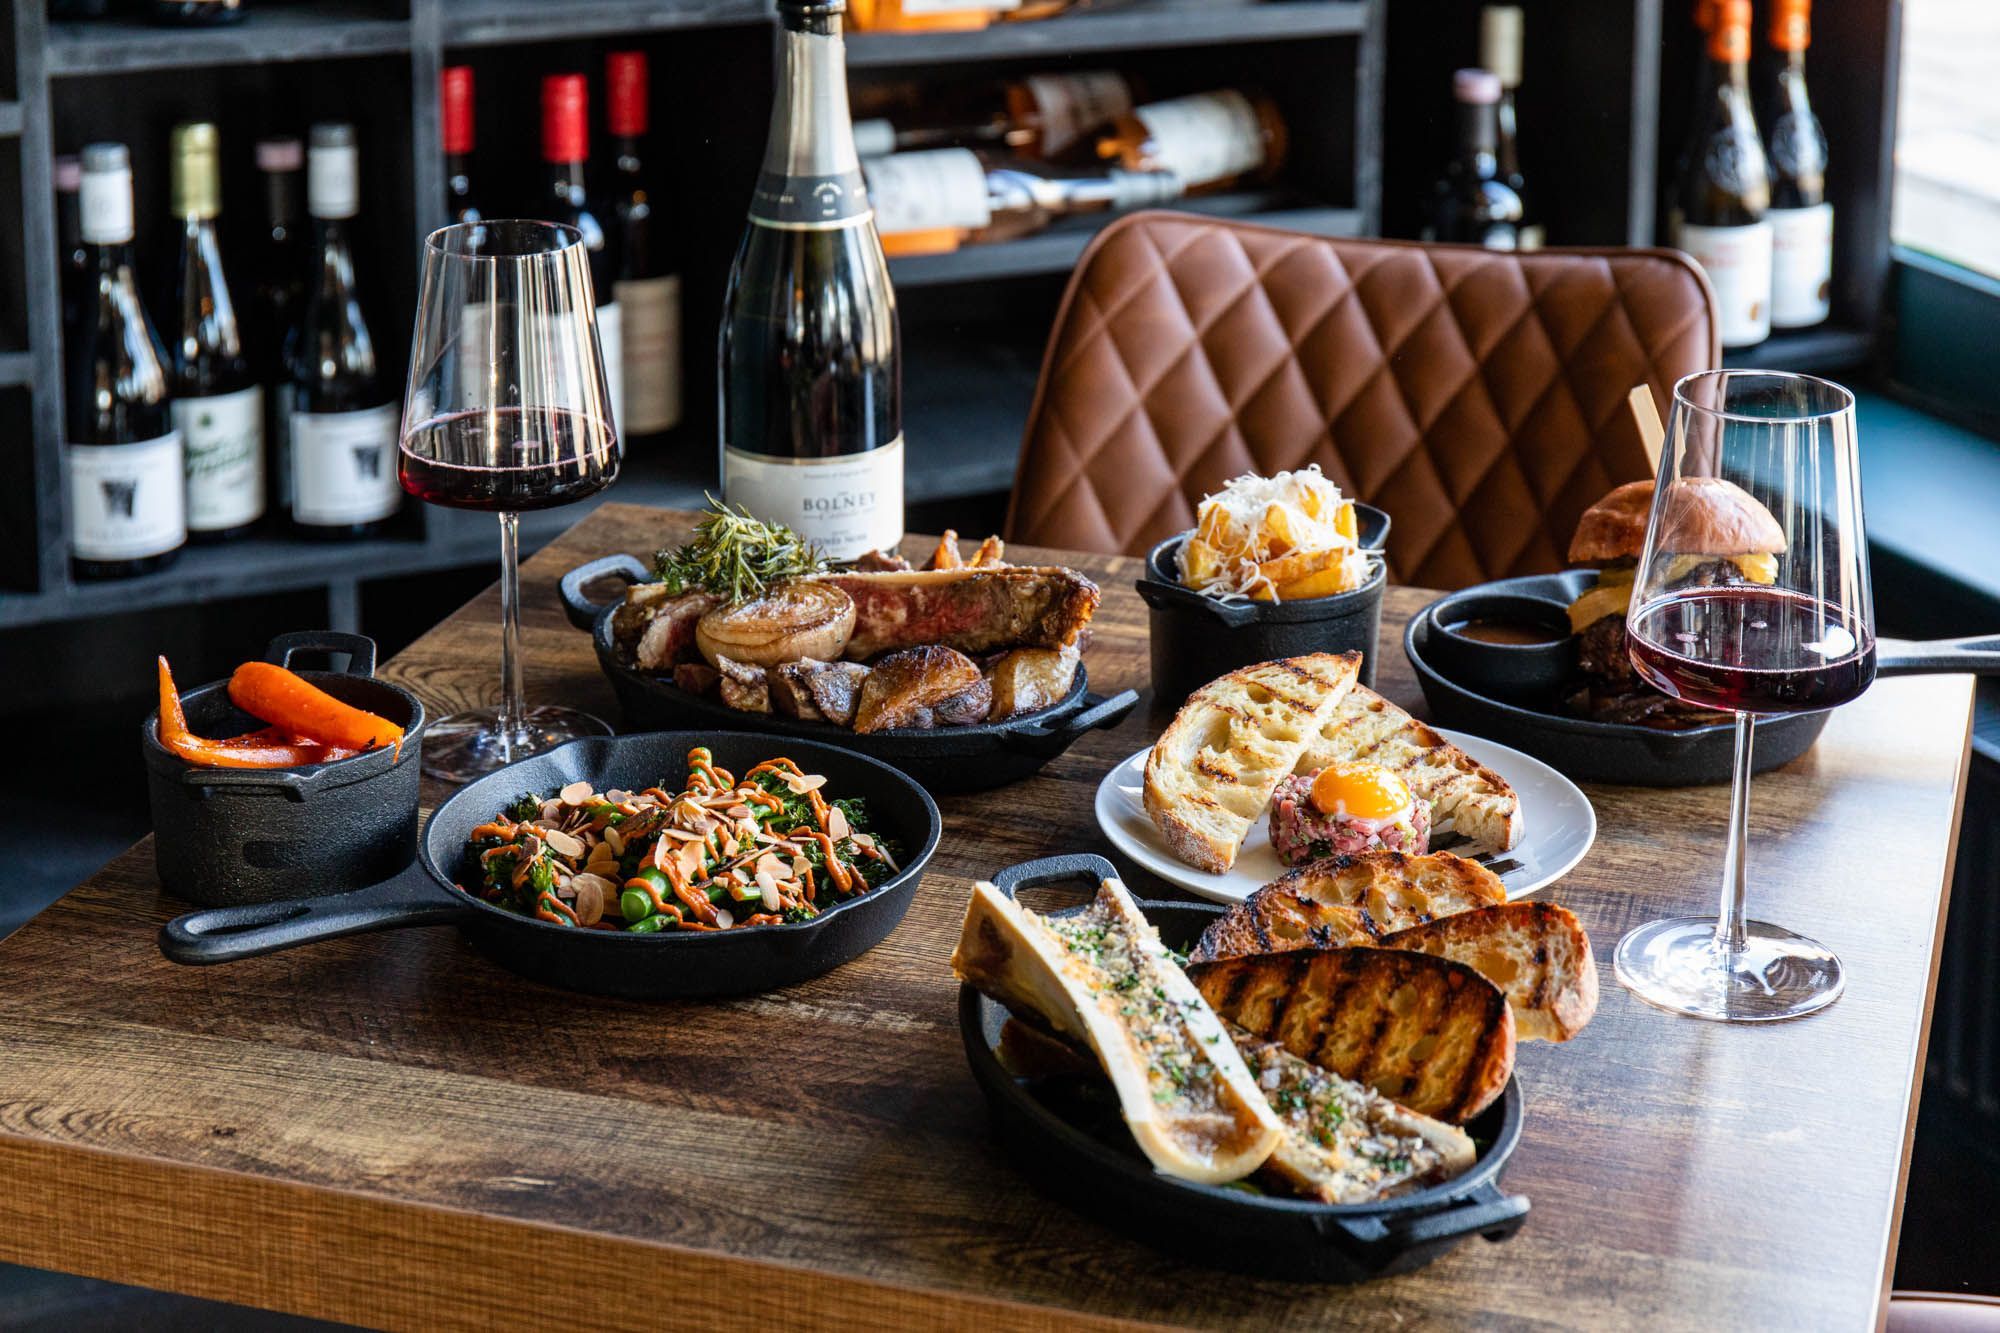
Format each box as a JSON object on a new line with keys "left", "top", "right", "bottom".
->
{"left": 0, "top": 504, "right": 1973, "bottom": 1331}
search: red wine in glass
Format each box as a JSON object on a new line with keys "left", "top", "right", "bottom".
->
{"left": 399, "top": 406, "right": 618, "bottom": 513}
{"left": 1628, "top": 586, "right": 1876, "bottom": 715}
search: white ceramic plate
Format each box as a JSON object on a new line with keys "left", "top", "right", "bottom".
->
{"left": 1093, "top": 728, "right": 1596, "bottom": 905}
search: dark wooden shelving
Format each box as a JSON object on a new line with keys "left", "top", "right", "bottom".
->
{"left": 46, "top": 6, "right": 412, "bottom": 76}
{"left": 0, "top": 351, "right": 32, "bottom": 386}
{"left": 441, "top": 0, "right": 773, "bottom": 47}
{"left": 845, "top": 0, "right": 1366, "bottom": 67}
{"left": 0, "top": 103, "right": 22, "bottom": 136}
{"left": 1723, "top": 325, "right": 1877, "bottom": 375}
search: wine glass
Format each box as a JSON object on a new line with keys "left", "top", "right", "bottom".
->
{"left": 400, "top": 220, "right": 621, "bottom": 783}
{"left": 1615, "top": 369, "right": 1874, "bottom": 1022}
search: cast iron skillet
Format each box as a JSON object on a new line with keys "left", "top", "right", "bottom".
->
{"left": 159, "top": 731, "right": 942, "bottom": 998}
{"left": 557, "top": 554, "right": 1139, "bottom": 793}
{"left": 961, "top": 853, "right": 1528, "bottom": 1283}
{"left": 1408, "top": 571, "right": 2000, "bottom": 786}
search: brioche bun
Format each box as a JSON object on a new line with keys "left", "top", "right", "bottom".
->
{"left": 1567, "top": 481, "right": 1654, "bottom": 564}
{"left": 1567, "top": 477, "right": 1784, "bottom": 565}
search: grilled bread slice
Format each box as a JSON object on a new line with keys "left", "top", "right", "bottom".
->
{"left": 1230, "top": 1023, "right": 1475, "bottom": 1203}
{"left": 1145, "top": 653, "right": 1361, "bottom": 872}
{"left": 952, "top": 878, "right": 1283, "bottom": 1184}
{"left": 1188, "top": 851, "right": 1507, "bottom": 965}
{"left": 1191, "top": 948, "right": 1515, "bottom": 1123}
{"left": 1301, "top": 687, "right": 1524, "bottom": 853}
{"left": 1378, "top": 902, "right": 1598, "bottom": 1043}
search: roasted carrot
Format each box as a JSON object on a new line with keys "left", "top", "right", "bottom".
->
{"left": 156, "top": 658, "right": 356, "bottom": 769}
{"left": 227, "top": 660, "right": 404, "bottom": 754}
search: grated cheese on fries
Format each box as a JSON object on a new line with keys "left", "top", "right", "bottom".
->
{"left": 1178, "top": 467, "right": 1373, "bottom": 603}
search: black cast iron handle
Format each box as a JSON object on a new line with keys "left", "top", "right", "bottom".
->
{"left": 989, "top": 853, "right": 1123, "bottom": 901}
{"left": 559, "top": 553, "right": 654, "bottom": 632}
{"left": 1877, "top": 634, "right": 2000, "bottom": 677}
{"left": 158, "top": 865, "right": 474, "bottom": 965}
{"left": 1313, "top": 1180, "right": 1530, "bottom": 1268}
{"left": 1001, "top": 689, "right": 1142, "bottom": 757}
{"left": 1134, "top": 575, "right": 1264, "bottom": 628}
{"left": 264, "top": 630, "right": 378, "bottom": 677}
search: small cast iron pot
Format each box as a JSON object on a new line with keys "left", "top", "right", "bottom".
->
{"left": 558, "top": 554, "right": 1139, "bottom": 793}
{"left": 159, "top": 730, "right": 942, "bottom": 999}
{"left": 1137, "top": 503, "right": 1391, "bottom": 711}
{"left": 961, "top": 853, "right": 1528, "bottom": 1283}
{"left": 142, "top": 631, "right": 425, "bottom": 907}
{"left": 1423, "top": 590, "right": 1578, "bottom": 706}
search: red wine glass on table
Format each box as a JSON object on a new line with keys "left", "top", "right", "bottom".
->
{"left": 399, "top": 220, "right": 621, "bottom": 783}
{"left": 1616, "top": 369, "right": 1874, "bottom": 1021}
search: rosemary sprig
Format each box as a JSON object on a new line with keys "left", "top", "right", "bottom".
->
{"left": 654, "top": 497, "right": 825, "bottom": 604}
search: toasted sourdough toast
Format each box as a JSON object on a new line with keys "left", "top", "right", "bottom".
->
{"left": 952, "top": 878, "right": 1283, "bottom": 1184}
{"left": 1379, "top": 902, "right": 1598, "bottom": 1043}
{"left": 1190, "top": 948, "right": 1515, "bottom": 1123}
{"left": 1301, "top": 687, "right": 1523, "bottom": 853}
{"left": 1188, "top": 851, "right": 1507, "bottom": 965}
{"left": 1145, "top": 653, "right": 1361, "bottom": 872}
{"left": 1230, "top": 1023, "right": 1475, "bottom": 1202}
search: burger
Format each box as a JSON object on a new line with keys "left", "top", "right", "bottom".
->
{"left": 1562, "top": 477, "right": 1785, "bottom": 727}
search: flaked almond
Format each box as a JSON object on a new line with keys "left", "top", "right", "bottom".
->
{"left": 560, "top": 781, "right": 594, "bottom": 807}
{"left": 676, "top": 841, "right": 706, "bottom": 882}
{"left": 793, "top": 773, "right": 828, "bottom": 793}
{"left": 849, "top": 831, "right": 875, "bottom": 850}
{"left": 604, "top": 827, "right": 625, "bottom": 856}
{"left": 605, "top": 789, "right": 634, "bottom": 804}
{"left": 791, "top": 856, "right": 811, "bottom": 879}
{"left": 826, "top": 806, "right": 851, "bottom": 841}
{"left": 715, "top": 907, "right": 736, "bottom": 929}
{"left": 541, "top": 799, "right": 565, "bottom": 822}
{"left": 569, "top": 873, "right": 612, "bottom": 927}
{"left": 755, "top": 869, "right": 781, "bottom": 913}
{"left": 543, "top": 827, "right": 585, "bottom": 859}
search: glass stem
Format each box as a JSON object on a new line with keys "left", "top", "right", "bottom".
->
{"left": 1714, "top": 710, "right": 1755, "bottom": 956}
{"left": 498, "top": 510, "right": 525, "bottom": 761}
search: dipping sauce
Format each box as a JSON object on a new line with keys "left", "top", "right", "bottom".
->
{"left": 1442, "top": 617, "right": 1568, "bottom": 646}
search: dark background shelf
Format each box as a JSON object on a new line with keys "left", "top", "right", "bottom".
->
{"left": 844, "top": 0, "right": 1365, "bottom": 66}
{"left": 47, "top": 4, "right": 412, "bottom": 74}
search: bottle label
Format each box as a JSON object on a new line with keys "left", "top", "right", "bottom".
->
{"left": 864, "top": 149, "right": 991, "bottom": 234}
{"left": 1025, "top": 72, "right": 1132, "bottom": 155}
{"left": 291, "top": 404, "right": 400, "bottom": 525}
{"left": 1134, "top": 91, "right": 1264, "bottom": 188}
{"left": 596, "top": 300, "right": 625, "bottom": 433}
{"left": 723, "top": 437, "right": 904, "bottom": 561}
{"left": 79, "top": 166, "right": 135, "bottom": 245}
{"left": 175, "top": 385, "right": 266, "bottom": 532}
{"left": 615, "top": 275, "right": 681, "bottom": 435}
{"left": 1768, "top": 203, "right": 1832, "bottom": 329}
{"left": 68, "top": 432, "right": 186, "bottom": 561}
{"left": 308, "top": 143, "right": 358, "bottom": 220}
{"left": 751, "top": 170, "right": 873, "bottom": 229}
{"left": 1677, "top": 220, "right": 1774, "bottom": 348}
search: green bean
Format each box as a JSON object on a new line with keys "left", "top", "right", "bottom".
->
{"left": 620, "top": 889, "right": 655, "bottom": 924}
{"left": 627, "top": 915, "right": 668, "bottom": 934}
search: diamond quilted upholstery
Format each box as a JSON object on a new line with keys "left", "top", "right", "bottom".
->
{"left": 1004, "top": 212, "right": 1718, "bottom": 589}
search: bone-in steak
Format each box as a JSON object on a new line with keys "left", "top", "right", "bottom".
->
{"left": 813, "top": 566, "right": 1100, "bottom": 661}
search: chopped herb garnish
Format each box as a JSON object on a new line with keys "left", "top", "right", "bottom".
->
{"left": 654, "top": 498, "right": 825, "bottom": 603}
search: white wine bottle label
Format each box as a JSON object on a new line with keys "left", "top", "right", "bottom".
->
{"left": 615, "top": 276, "right": 682, "bottom": 436}
{"left": 1677, "top": 220, "right": 1774, "bottom": 348}
{"left": 864, "top": 150, "right": 991, "bottom": 235}
{"left": 176, "top": 385, "right": 265, "bottom": 532}
{"left": 1135, "top": 91, "right": 1264, "bottom": 188}
{"left": 1026, "top": 72, "right": 1133, "bottom": 156}
{"left": 291, "top": 404, "right": 400, "bottom": 526}
{"left": 723, "top": 437, "right": 904, "bottom": 561}
{"left": 595, "top": 300, "right": 625, "bottom": 434}
{"left": 68, "top": 432, "right": 186, "bottom": 561}
{"left": 1768, "top": 203, "right": 1833, "bottom": 329}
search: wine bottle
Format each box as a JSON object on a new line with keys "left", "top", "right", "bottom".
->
{"left": 1095, "top": 90, "right": 1287, "bottom": 193}
{"left": 442, "top": 64, "right": 481, "bottom": 226}
{"left": 285, "top": 122, "right": 400, "bottom": 537}
{"left": 1426, "top": 68, "right": 1525, "bottom": 250}
{"left": 65, "top": 142, "right": 185, "bottom": 580}
{"left": 55, "top": 154, "right": 86, "bottom": 341}
{"left": 542, "top": 73, "right": 623, "bottom": 428}
{"left": 252, "top": 135, "right": 305, "bottom": 506}
{"left": 168, "top": 122, "right": 263, "bottom": 542}
{"left": 720, "top": 0, "right": 902, "bottom": 561}
{"left": 866, "top": 149, "right": 1182, "bottom": 255}
{"left": 852, "top": 70, "right": 1135, "bottom": 161}
{"left": 150, "top": 0, "right": 242, "bottom": 24}
{"left": 1764, "top": 0, "right": 1831, "bottom": 329}
{"left": 1479, "top": 5, "right": 1542, "bottom": 249}
{"left": 1672, "top": 0, "right": 1773, "bottom": 348}
{"left": 607, "top": 50, "right": 682, "bottom": 441}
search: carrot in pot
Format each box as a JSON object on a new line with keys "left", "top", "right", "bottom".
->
{"left": 156, "top": 658, "right": 354, "bottom": 769}
{"left": 227, "top": 660, "right": 404, "bottom": 755}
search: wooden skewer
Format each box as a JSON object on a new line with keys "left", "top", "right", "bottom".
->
{"left": 1629, "top": 384, "right": 1667, "bottom": 475}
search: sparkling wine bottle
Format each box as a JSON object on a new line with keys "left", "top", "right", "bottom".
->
{"left": 1673, "top": 0, "right": 1773, "bottom": 348}
{"left": 607, "top": 50, "right": 682, "bottom": 441}
{"left": 720, "top": 0, "right": 902, "bottom": 561}
{"left": 1764, "top": 0, "right": 1831, "bottom": 329}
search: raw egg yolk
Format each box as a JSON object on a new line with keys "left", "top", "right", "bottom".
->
{"left": 1309, "top": 763, "right": 1412, "bottom": 820}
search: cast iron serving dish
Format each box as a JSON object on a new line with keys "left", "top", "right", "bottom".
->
{"left": 143, "top": 631, "right": 426, "bottom": 908}
{"left": 960, "top": 853, "right": 1528, "bottom": 1283}
{"left": 160, "top": 731, "right": 942, "bottom": 998}
{"left": 558, "top": 555, "right": 1138, "bottom": 793}
{"left": 1409, "top": 572, "right": 2000, "bottom": 786}
{"left": 1137, "top": 502, "right": 1392, "bottom": 709}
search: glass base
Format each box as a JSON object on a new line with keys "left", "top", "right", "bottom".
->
{"left": 420, "top": 705, "right": 612, "bottom": 784}
{"left": 1614, "top": 916, "right": 1844, "bottom": 1022}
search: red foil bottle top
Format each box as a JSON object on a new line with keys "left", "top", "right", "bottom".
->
{"left": 542, "top": 73, "right": 589, "bottom": 165}
{"left": 441, "top": 66, "right": 475, "bottom": 155}
{"left": 607, "top": 51, "right": 648, "bottom": 139}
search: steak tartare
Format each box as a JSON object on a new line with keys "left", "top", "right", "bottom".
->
{"left": 1268, "top": 768, "right": 1431, "bottom": 866}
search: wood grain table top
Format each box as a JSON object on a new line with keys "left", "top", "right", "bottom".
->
{"left": 0, "top": 504, "right": 1973, "bottom": 1332}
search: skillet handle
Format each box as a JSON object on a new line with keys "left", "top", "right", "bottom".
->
{"left": 264, "top": 630, "right": 378, "bottom": 677}
{"left": 559, "top": 554, "right": 653, "bottom": 632}
{"left": 989, "top": 853, "right": 1122, "bottom": 901}
{"left": 158, "top": 865, "right": 472, "bottom": 965}
{"left": 1314, "top": 1181, "right": 1530, "bottom": 1274}
{"left": 1876, "top": 634, "right": 2000, "bottom": 677}
{"left": 1134, "top": 577, "right": 1262, "bottom": 628}
{"left": 1002, "top": 689, "right": 1141, "bottom": 758}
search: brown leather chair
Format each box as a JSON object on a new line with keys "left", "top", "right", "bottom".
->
{"left": 1005, "top": 213, "right": 1718, "bottom": 590}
